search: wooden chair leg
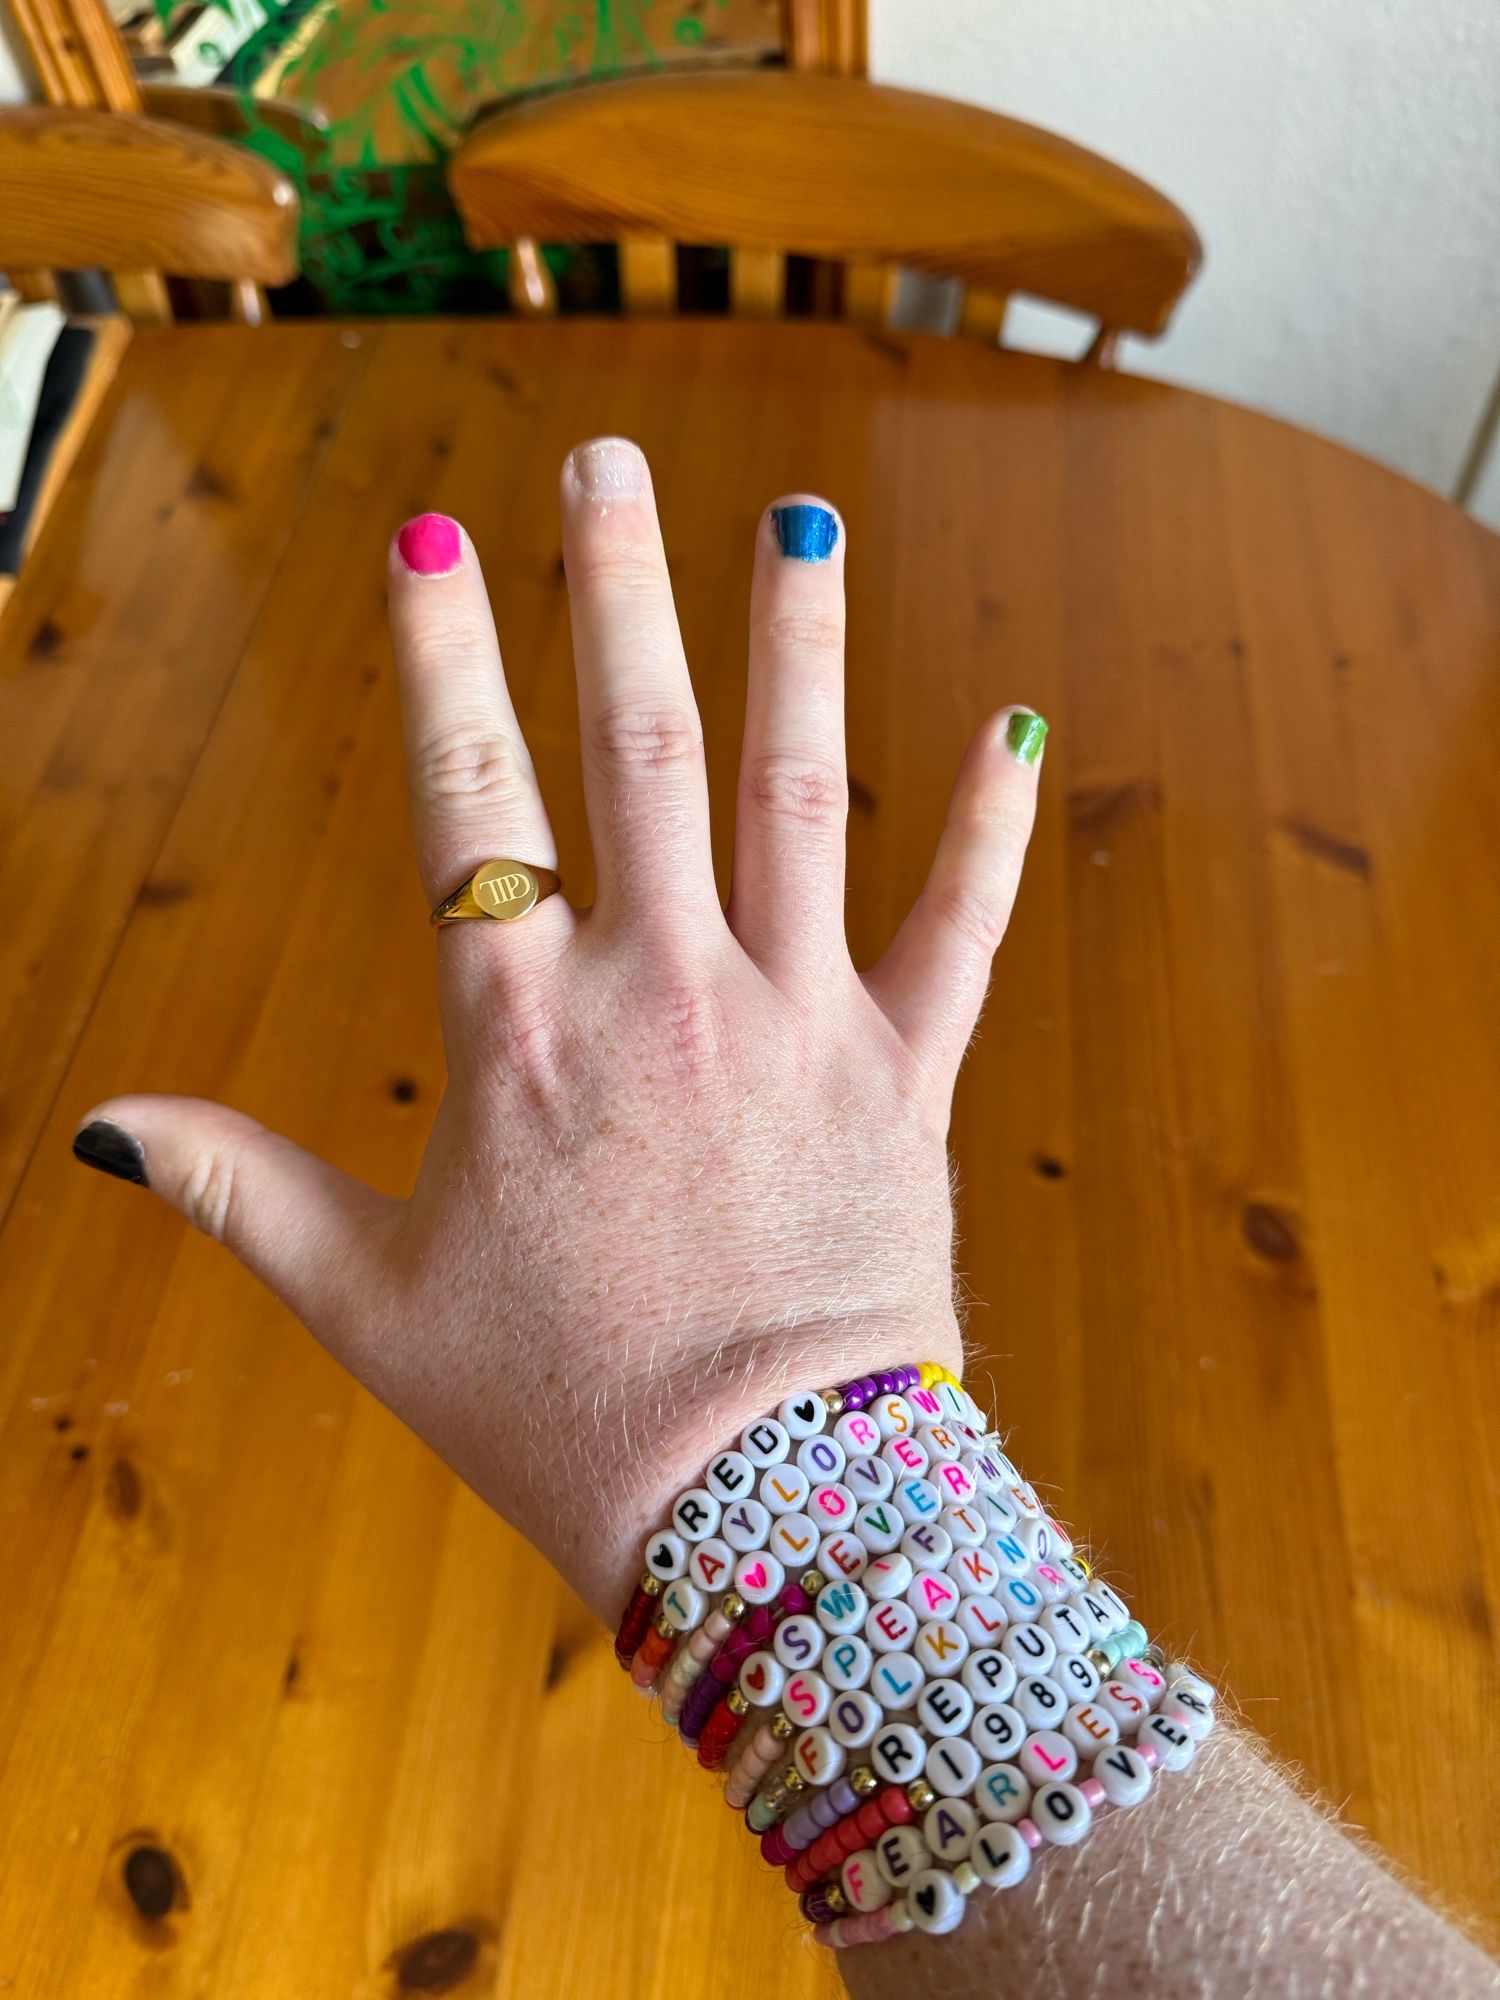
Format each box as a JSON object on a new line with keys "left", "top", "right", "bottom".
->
{"left": 618, "top": 235, "right": 677, "bottom": 315}
{"left": 113, "top": 270, "right": 173, "bottom": 324}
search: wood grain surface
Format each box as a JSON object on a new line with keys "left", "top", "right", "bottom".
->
{"left": 0, "top": 319, "right": 1496, "bottom": 1996}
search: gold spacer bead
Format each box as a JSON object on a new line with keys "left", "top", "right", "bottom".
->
{"left": 784, "top": 1768, "right": 806, "bottom": 1796}
{"left": 720, "top": 1591, "right": 746, "bottom": 1624}
{"left": 653, "top": 1612, "right": 676, "bottom": 1640}
{"left": 800, "top": 1569, "right": 827, "bottom": 1597}
{"left": 822, "top": 1388, "right": 845, "bottom": 1415}
{"left": 726, "top": 1688, "right": 749, "bottom": 1717}
{"left": 825, "top": 1883, "right": 849, "bottom": 1916}
{"left": 643, "top": 1573, "right": 663, "bottom": 1597}
{"left": 852, "top": 1766, "right": 878, "bottom": 1798}
{"left": 906, "top": 1778, "right": 936, "bottom": 1812}
{"left": 771, "top": 1712, "right": 796, "bottom": 1741}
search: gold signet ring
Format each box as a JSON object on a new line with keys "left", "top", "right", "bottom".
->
{"left": 430, "top": 858, "right": 563, "bottom": 925}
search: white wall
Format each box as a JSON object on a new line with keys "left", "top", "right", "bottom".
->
{"left": 0, "top": 1, "right": 35, "bottom": 102}
{"left": 872, "top": 0, "right": 1500, "bottom": 522}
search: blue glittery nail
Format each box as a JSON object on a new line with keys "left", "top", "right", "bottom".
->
{"left": 771, "top": 504, "right": 839, "bottom": 562}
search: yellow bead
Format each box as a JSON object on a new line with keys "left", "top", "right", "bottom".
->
{"left": 918, "top": 1363, "right": 937, "bottom": 1389}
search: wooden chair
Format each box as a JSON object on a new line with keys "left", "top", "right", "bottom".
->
{"left": 447, "top": 71, "right": 1201, "bottom": 358}
{"left": 0, "top": 105, "right": 300, "bottom": 324}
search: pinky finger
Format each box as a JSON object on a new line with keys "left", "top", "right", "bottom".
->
{"left": 864, "top": 707, "right": 1046, "bottom": 1074}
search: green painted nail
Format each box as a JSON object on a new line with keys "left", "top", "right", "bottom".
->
{"left": 1006, "top": 711, "right": 1048, "bottom": 765}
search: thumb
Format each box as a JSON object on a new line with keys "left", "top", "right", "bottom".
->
{"left": 71, "top": 1095, "right": 397, "bottom": 1331}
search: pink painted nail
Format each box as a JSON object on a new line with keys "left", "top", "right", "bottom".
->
{"left": 396, "top": 513, "right": 462, "bottom": 576}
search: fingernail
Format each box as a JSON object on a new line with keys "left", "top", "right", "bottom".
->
{"left": 771, "top": 504, "right": 839, "bottom": 562}
{"left": 396, "top": 513, "right": 462, "bottom": 577}
{"left": 72, "top": 1119, "right": 149, "bottom": 1186}
{"left": 1005, "top": 710, "right": 1049, "bottom": 765}
{"left": 570, "top": 437, "right": 645, "bottom": 501}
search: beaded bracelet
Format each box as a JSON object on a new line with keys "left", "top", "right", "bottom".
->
{"left": 614, "top": 1359, "right": 1218, "bottom": 1948}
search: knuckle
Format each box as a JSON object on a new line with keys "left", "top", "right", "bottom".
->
{"left": 651, "top": 975, "right": 719, "bottom": 1084}
{"left": 411, "top": 720, "right": 526, "bottom": 808}
{"left": 567, "top": 544, "right": 668, "bottom": 600}
{"left": 181, "top": 1136, "right": 244, "bottom": 1243}
{"left": 590, "top": 702, "right": 702, "bottom": 779}
{"left": 932, "top": 878, "right": 1010, "bottom": 957}
{"left": 759, "top": 606, "right": 845, "bottom": 660}
{"left": 744, "top": 752, "right": 847, "bottom": 831}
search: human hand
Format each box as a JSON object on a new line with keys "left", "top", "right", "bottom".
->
{"left": 71, "top": 439, "right": 1045, "bottom": 1622}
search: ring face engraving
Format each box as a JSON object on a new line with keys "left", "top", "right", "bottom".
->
{"left": 470, "top": 859, "right": 539, "bottom": 919}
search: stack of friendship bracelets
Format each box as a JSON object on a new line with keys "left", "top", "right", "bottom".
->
{"left": 613, "top": 1361, "right": 1217, "bottom": 1950}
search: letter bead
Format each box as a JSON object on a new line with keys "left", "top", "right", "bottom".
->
{"left": 962, "top": 1650, "right": 1018, "bottom": 1704}
{"left": 871, "top": 1393, "right": 915, "bottom": 1438}
{"left": 870, "top": 1651, "right": 925, "bottom": 1710}
{"left": 1013, "top": 1675, "right": 1068, "bottom": 1730}
{"left": 1033, "top": 1780, "right": 1092, "bottom": 1846}
{"left": 1041, "top": 1601, "right": 1092, "bottom": 1654}
{"left": 828, "top": 1689, "right": 883, "bottom": 1749}
{"left": 925, "top": 1733, "right": 982, "bottom": 1797}
{"left": 941, "top": 1503, "right": 989, "bottom": 1548}
{"left": 818, "top": 1531, "right": 869, "bottom": 1581}
{"left": 867, "top": 1598, "right": 920, "bottom": 1653}
{"left": 740, "top": 1417, "right": 791, "bottom": 1469}
{"left": 916, "top": 1677, "right": 975, "bottom": 1738}
{"left": 846, "top": 1455, "right": 896, "bottom": 1502}
{"left": 989, "top": 1531, "right": 1030, "bottom": 1580}
{"left": 873, "top": 1821, "right": 928, "bottom": 1886}
{"left": 661, "top": 1579, "right": 705, "bottom": 1631}
{"left": 1001, "top": 1622, "right": 1057, "bottom": 1674}
{"left": 823, "top": 1635, "right": 874, "bottom": 1692}
{"left": 975, "top": 1761, "right": 1033, "bottom": 1824}
{"left": 721, "top": 1498, "right": 772, "bottom": 1553}
{"left": 955, "top": 1594, "right": 1009, "bottom": 1648}
{"left": 779, "top": 1390, "right": 828, "bottom": 1440}
{"left": 1093, "top": 1743, "right": 1153, "bottom": 1808}
{"left": 760, "top": 1463, "right": 811, "bottom": 1516}
{"left": 793, "top": 1725, "right": 845, "bottom": 1787}
{"left": 739, "top": 1651, "right": 786, "bottom": 1706}
{"left": 768, "top": 1511, "right": 818, "bottom": 1567}
{"left": 733, "top": 1550, "right": 786, "bottom": 1606}
{"left": 1056, "top": 1652, "right": 1103, "bottom": 1703}
{"left": 1062, "top": 1701, "right": 1120, "bottom": 1754}
{"left": 882, "top": 1434, "right": 930, "bottom": 1478}
{"left": 1138, "top": 1711, "right": 1196, "bottom": 1771}
{"left": 796, "top": 1433, "right": 847, "bottom": 1482}
{"left": 1096, "top": 1679, "right": 1150, "bottom": 1727}
{"left": 864, "top": 1552, "right": 915, "bottom": 1601}
{"left": 1018, "top": 1729, "right": 1078, "bottom": 1785}
{"left": 919, "top": 1424, "right": 964, "bottom": 1465}
{"left": 893, "top": 1477, "right": 943, "bottom": 1525}
{"left": 783, "top": 1670, "right": 831, "bottom": 1727}
{"left": 1160, "top": 1686, "right": 1215, "bottom": 1740}
{"left": 906, "top": 1571, "right": 961, "bottom": 1623}
{"left": 907, "top": 1867, "right": 967, "bottom": 1935}
{"left": 644, "top": 1531, "right": 688, "bottom": 1582}
{"left": 687, "top": 1538, "right": 734, "bottom": 1593}
{"left": 809, "top": 1482, "right": 857, "bottom": 1527}
{"left": 871, "top": 1723, "right": 927, "bottom": 1785}
{"left": 706, "top": 1449, "right": 755, "bottom": 1500}
{"left": 912, "top": 1618, "right": 969, "bottom": 1673}
{"left": 901, "top": 1522, "right": 954, "bottom": 1573}
{"left": 999, "top": 1575, "right": 1044, "bottom": 1621}
{"left": 773, "top": 1613, "right": 824, "bottom": 1671}
{"left": 671, "top": 1488, "right": 722, "bottom": 1543}
{"left": 969, "top": 1702, "right": 1025, "bottom": 1762}
{"left": 922, "top": 1795, "right": 978, "bottom": 1864}
{"left": 841, "top": 1850, "right": 893, "bottom": 1913}
{"left": 947, "top": 1546, "right": 1002, "bottom": 1597}
{"left": 969, "top": 1819, "right": 1032, "bottom": 1889}
{"left": 833, "top": 1410, "right": 882, "bottom": 1458}
{"left": 1167, "top": 1667, "right": 1217, "bottom": 1706}
{"left": 933, "top": 1459, "right": 979, "bottom": 1508}
{"left": 816, "top": 1579, "right": 869, "bottom": 1638}
{"left": 853, "top": 1502, "right": 904, "bottom": 1556}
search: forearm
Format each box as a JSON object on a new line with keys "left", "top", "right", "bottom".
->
{"left": 842, "top": 1724, "right": 1498, "bottom": 1999}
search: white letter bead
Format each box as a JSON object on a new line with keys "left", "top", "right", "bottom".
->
{"left": 867, "top": 1598, "right": 920, "bottom": 1653}
{"left": 1160, "top": 1687, "right": 1215, "bottom": 1740}
{"left": 853, "top": 1501, "right": 904, "bottom": 1555}
{"left": 962, "top": 1650, "right": 1018, "bottom": 1704}
{"left": 925, "top": 1734, "right": 983, "bottom": 1797}
{"left": 870, "top": 1651, "right": 926, "bottom": 1710}
{"left": 919, "top": 1424, "right": 964, "bottom": 1464}
{"left": 644, "top": 1531, "right": 688, "bottom": 1582}
{"left": 969, "top": 1702, "right": 1026, "bottom": 1762}
{"left": 834, "top": 1410, "right": 882, "bottom": 1458}
{"left": 912, "top": 1619, "right": 970, "bottom": 1674}
{"left": 906, "top": 1571, "right": 962, "bottom": 1623}
{"left": 922, "top": 1796, "right": 978, "bottom": 1863}
{"left": 941, "top": 1503, "right": 989, "bottom": 1548}
{"left": 705, "top": 1449, "right": 756, "bottom": 1501}
{"left": 687, "top": 1539, "right": 735, "bottom": 1594}
{"left": 1062, "top": 1702, "right": 1120, "bottom": 1754}
{"left": 989, "top": 1530, "right": 1030, "bottom": 1579}
{"left": 873, "top": 1821, "right": 928, "bottom": 1887}
{"left": 759, "top": 1463, "right": 811, "bottom": 1516}
{"left": 1057, "top": 1555, "right": 1091, "bottom": 1589}
{"left": 778, "top": 1390, "right": 827, "bottom": 1440}
{"left": 809, "top": 1482, "right": 858, "bottom": 1529}
{"left": 955, "top": 1595, "right": 1009, "bottom": 1649}
{"left": 969, "top": 1820, "right": 1032, "bottom": 1889}
{"left": 817, "top": 1531, "right": 869, "bottom": 1583}
{"left": 1002, "top": 1623, "right": 1058, "bottom": 1675}
{"left": 1041, "top": 1601, "right": 1092, "bottom": 1653}
{"left": 907, "top": 1867, "right": 966, "bottom": 1935}
{"left": 782, "top": 1669, "right": 832, "bottom": 1729}
{"left": 871, "top": 1724, "right": 927, "bottom": 1785}
{"left": 792, "top": 1725, "right": 845, "bottom": 1787}
{"left": 1120, "top": 1655, "right": 1168, "bottom": 1705}
{"left": 660, "top": 1579, "right": 705, "bottom": 1631}
{"left": 740, "top": 1417, "right": 790, "bottom": 1469}
{"left": 892, "top": 1476, "right": 943, "bottom": 1526}
{"left": 739, "top": 1651, "right": 786, "bottom": 1706}
{"left": 986, "top": 1494, "right": 1021, "bottom": 1535}
{"left": 773, "top": 1613, "right": 824, "bottom": 1673}
{"left": 915, "top": 1677, "right": 975, "bottom": 1738}
{"left": 1168, "top": 1666, "right": 1216, "bottom": 1704}
{"left": 846, "top": 1455, "right": 896, "bottom": 1503}
{"left": 796, "top": 1433, "right": 847, "bottom": 1482}
{"left": 1018, "top": 1729, "right": 1078, "bottom": 1785}
{"left": 670, "top": 1488, "right": 722, "bottom": 1543}
{"left": 733, "top": 1550, "right": 785, "bottom": 1605}
{"left": 975, "top": 1761, "right": 1032, "bottom": 1824}
{"left": 1057, "top": 1653, "right": 1103, "bottom": 1703}
{"left": 882, "top": 1435, "right": 930, "bottom": 1479}
{"left": 1138, "top": 1711, "right": 1196, "bottom": 1771}
{"left": 1093, "top": 1743, "right": 1153, "bottom": 1807}
{"left": 864, "top": 1553, "right": 915, "bottom": 1601}
{"left": 932, "top": 1459, "right": 979, "bottom": 1508}
{"left": 871, "top": 1393, "right": 916, "bottom": 1438}
{"left": 1014, "top": 1675, "right": 1068, "bottom": 1730}
{"left": 947, "top": 1546, "right": 1002, "bottom": 1597}
{"left": 823, "top": 1634, "right": 874, "bottom": 1692}
{"left": 1033, "top": 1780, "right": 1092, "bottom": 1846}
{"left": 901, "top": 1522, "right": 953, "bottom": 1573}
{"left": 829, "top": 1689, "right": 883, "bottom": 1749}
{"left": 1096, "top": 1679, "right": 1151, "bottom": 1727}
{"left": 999, "top": 1575, "right": 1045, "bottom": 1622}
{"left": 720, "top": 1498, "right": 772, "bottom": 1554}
{"left": 768, "top": 1512, "right": 819, "bottom": 1568}
{"left": 841, "top": 1850, "right": 893, "bottom": 1913}
{"left": 815, "top": 1579, "right": 869, "bottom": 1637}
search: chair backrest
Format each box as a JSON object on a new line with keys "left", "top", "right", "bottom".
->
{"left": 448, "top": 72, "right": 1201, "bottom": 356}
{"left": 0, "top": 106, "right": 300, "bottom": 318}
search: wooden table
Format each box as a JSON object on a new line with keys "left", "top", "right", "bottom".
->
{"left": 2, "top": 320, "right": 1496, "bottom": 1995}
